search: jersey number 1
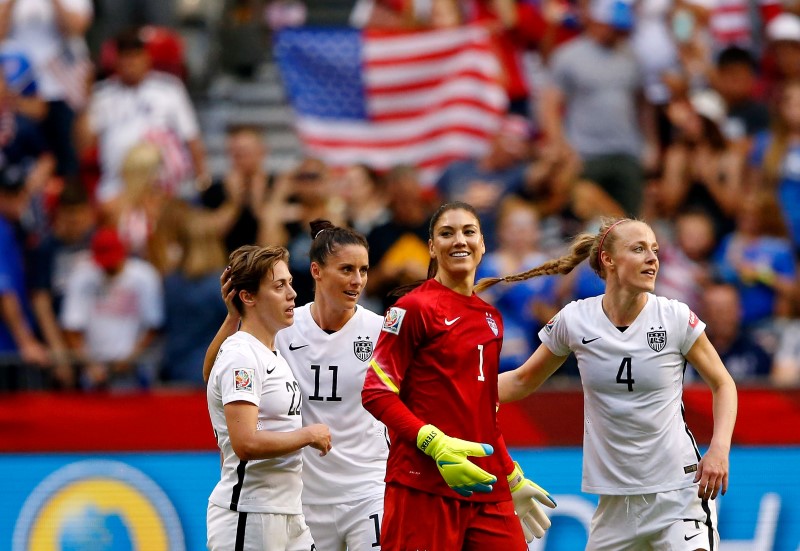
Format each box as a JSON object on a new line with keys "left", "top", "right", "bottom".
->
{"left": 477, "top": 345, "right": 485, "bottom": 382}
{"left": 616, "top": 357, "right": 635, "bottom": 392}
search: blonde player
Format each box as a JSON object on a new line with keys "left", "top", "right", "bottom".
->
{"left": 205, "top": 221, "right": 388, "bottom": 550}
{"left": 486, "top": 218, "right": 738, "bottom": 551}
{"left": 206, "top": 245, "right": 331, "bottom": 551}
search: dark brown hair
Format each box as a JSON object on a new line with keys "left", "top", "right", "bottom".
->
{"left": 228, "top": 245, "right": 290, "bottom": 315}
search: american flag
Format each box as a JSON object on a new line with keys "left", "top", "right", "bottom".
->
{"left": 274, "top": 26, "right": 508, "bottom": 185}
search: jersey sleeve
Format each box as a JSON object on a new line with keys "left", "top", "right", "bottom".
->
{"left": 676, "top": 301, "right": 706, "bottom": 356}
{"left": 362, "top": 298, "right": 428, "bottom": 441}
{"left": 215, "top": 348, "right": 262, "bottom": 407}
{"left": 537, "top": 305, "right": 572, "bottom": 356}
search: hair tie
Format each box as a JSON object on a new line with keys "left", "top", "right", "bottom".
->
{"left": 597, "top": 219, "right": 627, "bottom": 265}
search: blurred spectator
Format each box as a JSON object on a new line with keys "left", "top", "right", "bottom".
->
{"left": 0, "top": 166, "right": 49, "bottom": 388}
{"left": 161, "top": 205, "right": 228, "bottom": 386}
{"left": 98, "top": 25, "right": 187, "bottom": 81}
{"left": 661, "top": 89, "right": 743, "bottom": 238}
{"left": 85, "top": 27, "right": 207, "bottom": 205}
{"left": 539, "top": 0, "right": 656, "bottom": 217}
{"left": 713, "top": 46, "right": 771, "bottom": 155}
{"left": 201, "top": 125, "right": 272, "bottom": 253}
{"left": 365, "top": 164, "right": 434, "bottom": 309}
{"left": 762, "top": 13, "right": 800, "bottom": 104}
{"left": 90, "top": 0, "right": 175, "bottom": 50}
{"left": 708, "top": 0, "right": 781, "bottom": 52}
{"left": 714, "top": 191, "right": 797, "bottom": 327}
{"left": 340, "top": 163, "right": 390, "bottom": 236}
{"left": 698, "top": 282, "right": 772, "bottom": 382}
{"left": 105, "top": 141, "right": 242, "bottom": 274}
{"left": 60, "top": 226, "right": 163, "bottom": 389}
{"left": 476, "top": 196, "right": 558, "bottom": 372}
{"left": 0, "top": 0, "right": 93, "bottom": 178}
{"left": 654, "top": 209, "right": 717, "bottom": 311}
{"left": 436, "top": 114, "right": 574, "bottom": 247}
{"left": 771, "top": 306, "right": 800, "bottom": 386}
{"left": 749, "top": 78, "right": 800, "bottom": 252}
{"left": 28, "top": 181, "right": 94, "bottom": 388}
{"left": 277, "top": 157, "right": 348, "bottom": 305}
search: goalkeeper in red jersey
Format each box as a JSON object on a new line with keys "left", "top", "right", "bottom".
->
{"left": 362, "top": 201, "right": 556, "bottom": 550}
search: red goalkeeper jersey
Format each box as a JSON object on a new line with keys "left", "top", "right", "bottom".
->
{"left": 362, "top": 278, "right": 513, "bottom": 501}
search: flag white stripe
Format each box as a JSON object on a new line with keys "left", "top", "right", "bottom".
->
{"left": 364, "top": 26, "right": 489, "bottom": 61}
{"left": 295, "top": 105, "right": 503, "bottom": 141}
{"left": 369, "top": 77, "right": 507, "bottom": 114}
{"left": 301, "top": 130, "right": 491, "bottom": 168}
{"left": 365, "top": 50, "right": 500, "bottom": 88}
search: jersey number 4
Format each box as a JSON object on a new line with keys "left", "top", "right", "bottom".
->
{"left": 616, "top": 357, "right": 635, "bottom": 392}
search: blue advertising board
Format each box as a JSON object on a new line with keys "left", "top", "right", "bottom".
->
{"left": 1, "top": 447, "right": 798, "bottom": 550}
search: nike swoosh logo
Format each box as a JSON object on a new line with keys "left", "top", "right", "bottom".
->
{"left": 444, "top": 317, "right": 461, "bottom": 326}
{"left": 684, "top": 532, "right": 703, "bottom": 541}
{"left": 581, "top": 337, "right": 601, "bottom": 344}
{"left": 288, "top": 343, "right": 309, "bottom": 351}
{"left": 266, "top": 366, "right": 276, "bottom": 374}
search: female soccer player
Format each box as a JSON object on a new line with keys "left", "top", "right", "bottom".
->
{"left": 206, "top": 245, "right": 331, "bottom": 551}
{"left": 204, "top": 221, "right": 388, "bottom": 550}
{"left": 361, "top": 201, "right": 556, "bottom": 551}
{"left": 489, "top": 217, "right": 738, "bottom": 550}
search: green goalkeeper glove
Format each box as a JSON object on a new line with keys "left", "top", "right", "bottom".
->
{"left": 416, "top": 424, "right": 497, "bottom": 497}
{"left": 507, "top": 461, "right": 557, "bottom": 542}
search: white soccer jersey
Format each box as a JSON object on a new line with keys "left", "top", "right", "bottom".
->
{"left": 207, "top": 331, "right": 304, "bottom": 514}
{"left": 275, "top": 304, "right": 388, "bottom": 505}
{"left": 539, "top": 294, "right": 706, "bottom": 495}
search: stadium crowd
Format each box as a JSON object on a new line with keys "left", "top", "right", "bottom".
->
{"left": 1, "top": 0, "right": 800, "bottom": 391}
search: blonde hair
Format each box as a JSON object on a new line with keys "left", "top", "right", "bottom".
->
{"left": 121, "top": 142, "right": 162, "bottom": 200}
{"left": 474, "top": 217, "right": 634, "bottom": 293}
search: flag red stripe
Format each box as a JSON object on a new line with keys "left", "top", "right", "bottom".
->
{"left": 367, "top": 69, "right": 501, "bottom": 95}
{"left": 301, "top": 125, "right": 493, "bottom": 149}
{"left": 370, "top": 99, "right": 505, "bottom": 122}
{"left": 364, "top": 43, "right": 494, "bottom": 67}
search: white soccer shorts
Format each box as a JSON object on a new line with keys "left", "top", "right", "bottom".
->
{"left": 586, "top": 485, "right": 720, "bottom": 551}
{"left": 207, "top": 502, "right": 315, "bottom": 551}
{"left": 303, "top": 493, "right": 384, "bottom": 551}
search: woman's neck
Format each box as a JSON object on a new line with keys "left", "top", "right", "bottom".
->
{"left": 239, "top": 319, "right": 276, "bottom": 351}
{"left": 434, "top": 273, "right": 474, "bottom": 297}
{"left": 310, "top": 300, "right": 356, "bottom": 332}
{"left": 601, "top": 287, "right": 649, "bottom": 327}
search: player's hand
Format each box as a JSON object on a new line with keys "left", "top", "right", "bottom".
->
{"left": 695, "top": 444, "right": 729, "bottom": 500}
{"left": 220, "top": 267, "right": 239, "bottom": 319}
{"left": 416, "top": 424, "right": 496, "bottom": 497}
{"left": 305, "top": 424, "right": 332, "bottom": 456}
{"left": 507, "top": 461, "right": 556, "bottom": 541}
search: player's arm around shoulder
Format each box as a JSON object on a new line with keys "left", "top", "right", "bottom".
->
{"left": 685, "top": 332, "right": 738, "bottom": 500}
{"left": 498, "top": 344, "right": 568, "bottom": 403}
{"left": 225, "top": 401, "right": 331, "bottom": 461}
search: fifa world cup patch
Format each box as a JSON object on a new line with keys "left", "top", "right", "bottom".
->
{"left": 234, "top": 368, "right": 255, "bottom": 393}
{"left": 544, "top": 313, "right": 559, "bottom": 334}
{"left": 382, "top": 307, "right": 406, "bottom": 335}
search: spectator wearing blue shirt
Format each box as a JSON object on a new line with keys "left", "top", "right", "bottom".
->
{"left": 476, "top": 197, "right": 558, "bottom": 372}
{"left": 0, "top": 168, "right": 49, "bottom": 388}
{"left": 714, "top": 192, "right": 797, "bottom": 327}
{"left": 748, "top": 80, "right": 800, "bottom": 254}
{"left": 694, "top": 283, "right": 772, "bottom": 382}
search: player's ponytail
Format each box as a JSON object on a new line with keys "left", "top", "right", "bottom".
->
{"left": 474, "top": 217, "right": 632, "bottom": 293}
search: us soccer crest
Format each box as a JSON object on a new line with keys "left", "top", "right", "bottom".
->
{"left": 486, "top": 312, "right": 499, "bottom": 336}
{"left": 647, "top": 327, "right": 667, "bottom": 352}
{"left": 354, "top": 336, "right": 374, "bottom": 362}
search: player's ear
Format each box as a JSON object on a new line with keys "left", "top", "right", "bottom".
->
{"left": 310, "top": 262, "right": 322, "bottom": 281}
{"left": 239, "top": 289, "right": 255, "bottom": 306}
